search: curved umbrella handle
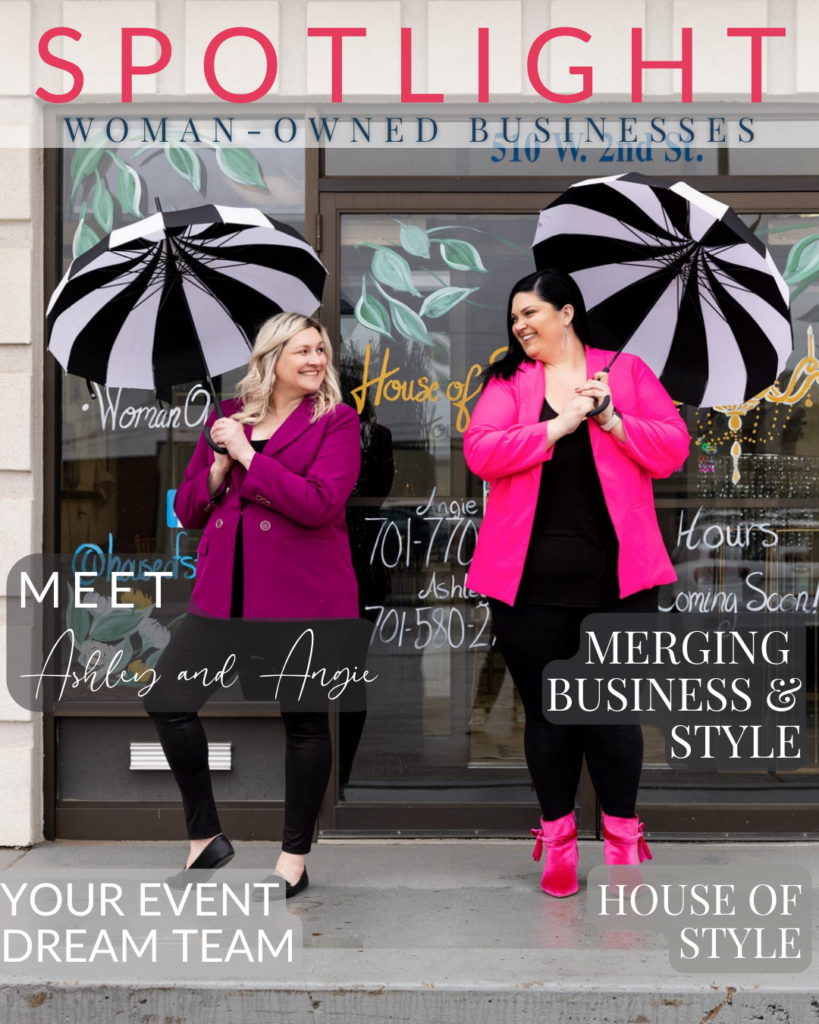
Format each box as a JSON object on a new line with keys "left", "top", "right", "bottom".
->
{"left": 585, "top": 363, "right": 613, "bottom": 418}
{"left": 202, "top": 376, "right": 229, "bottom": 454}
{"left": 205, "top": 424, "right": 229, "bottom": 455}
{"left": 585, "top": 395, "right": 611, "bottom": 418}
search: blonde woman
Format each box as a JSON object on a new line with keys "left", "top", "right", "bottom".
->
{"left": 144, "top": 313, "right": 361, "bottom": 898}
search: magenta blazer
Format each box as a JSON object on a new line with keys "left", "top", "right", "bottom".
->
{"left": 174, "top": 397, "right": 361, "bottom": 619}
{"left": 464, "top": 347, "right": 691, "bottom": 605}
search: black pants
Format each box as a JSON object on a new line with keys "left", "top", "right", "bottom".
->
{"left": 489, "top": 589, "right": 658, "bottom": 821}
{"left": 143, "top": 615, "right": 331, "bottom": 854}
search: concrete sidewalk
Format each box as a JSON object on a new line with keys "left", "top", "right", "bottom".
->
{"left": 0, "top": 839, "right": 816, "bottom": 1023}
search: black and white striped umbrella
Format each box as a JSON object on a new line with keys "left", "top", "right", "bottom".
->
{"left": 532, "top": 173, "right": 792, "bottom": 408}
{"left": 47, "top": 204, "right": 326, "bottom": 391}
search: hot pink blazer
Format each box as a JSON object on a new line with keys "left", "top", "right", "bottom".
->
{"left": 174, "top": 397, "right": 361, "bottom": 619}
{"left": 464, "top": 347, "right": 691, "bottom": 605}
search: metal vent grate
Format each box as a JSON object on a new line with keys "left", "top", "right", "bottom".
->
{"left": 129, "top": 742, "right": 232, "bottom": 771}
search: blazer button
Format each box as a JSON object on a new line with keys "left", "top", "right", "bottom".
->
{"left": 215, "top": 519, "right": 224, "bottom": 529}
{"left": 260, "top": 520, "right": 271, "bottom": 532}
{"left": 255, "top": 494, "right": 265, "bottom": 501}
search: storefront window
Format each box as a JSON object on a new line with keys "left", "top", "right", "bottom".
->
{"left": 643, "top": 211, "right": 819, "bottom": 806}
{"left": 54, "top": 145, "right": 819, "bottom": 829}
{"left": 59, "top": 138, "right": 305, "bottom": 584}
{"left": 339, "top": 206, "right": 819, "bottom": 815}
{"left": 57, "top": 135, "right": 305, "bottom": 722}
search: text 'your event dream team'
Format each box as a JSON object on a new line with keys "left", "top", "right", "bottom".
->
{"left": 143, "top": 268, "right": 690, "bottom": 900}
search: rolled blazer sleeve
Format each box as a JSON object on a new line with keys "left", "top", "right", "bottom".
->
{"left": 238, "top": 405, "right": 362, "bottom": 527}
{"left": 464, "top": 376, "right": 553, "bottom": 481}
{"left": 173, "top": 409, "right": 229, "bottom": 529}
{"left": 612, "top": 357, "right": 691, "bottom": 478}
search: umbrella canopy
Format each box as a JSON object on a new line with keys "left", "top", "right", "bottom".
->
{"left": 532, "top": 173, "right": 792, "bottom": 408}
{"left": 47, "top": 204, "right": 327, "bottom": 390}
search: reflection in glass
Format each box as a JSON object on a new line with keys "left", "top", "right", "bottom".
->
{"left": 340, "top": 212, "right": 540, "bottom": 804}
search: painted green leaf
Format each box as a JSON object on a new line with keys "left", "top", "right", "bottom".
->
{"left": 133, "top": 142, "right": 160, "bottom": 160}
{"left": 70, "top": 133, "right": 108, "bottom": 201}
{"left": 165, "top": 140, "right": 202, "bottom": 191}
{"left": 372, "top": 277, "right": 431, "bottom": 344}
{"left": 438, "top": 239, "right": 488, "bottom": 273}
{"left": 108, "top": 150, "right": 142, "bottom": 217}
{"left": 783, "top": 234, "right": 819, "bottom": 286}
{"left": 66, "top": 584, "right": 90, "bottom": 646}
{"left": 419, "top": 286, "right": 480, "bottom": 319}
{"left": 72, "top": 201, "right": 101, "bottom": 258}
{"left": 92, "top": 170, "right": 114, "bottom": 234}
{"left": 396, "top": 220, "right": 430, "bottom": 258}
{"left": 354, "top": 276, "right": 393, "bottom": 338}
{"left": 213, "top": 143, "right": 267, "bottom": 189}
{"left": 389, "top": 300, "right": 432, "bottom": 345}
{"left": 89, "top": 605, "right": 153, "bottom": 643}
{"left": 363, "top": 244, "right": 420, "bottom": 296}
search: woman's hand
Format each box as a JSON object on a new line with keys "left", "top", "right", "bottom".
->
{"left": 576, "top": 371, "right": 614, "bottom": 425}
{"left": 211, "top": 417, "right": 254, "bottom": 467}
{"left": 555, "top": 393, "right": 596, "bottom": 435}
{"left": 207, "top": 423, "right": 235, "bottom": 497}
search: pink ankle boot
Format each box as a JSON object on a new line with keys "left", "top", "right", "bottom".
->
{"left": 602, "top": 812, "right": 653, "bottom": 893}
{"left": 530, "top": 810, "right": 579, "bottom": 897}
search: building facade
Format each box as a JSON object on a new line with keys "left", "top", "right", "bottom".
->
{"left": 2, "top": 0, "right": 818, "bottom": 845}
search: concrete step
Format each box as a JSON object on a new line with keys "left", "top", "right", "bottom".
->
{"left": 1, "top": 840, "right": 816, "bottom": 1023}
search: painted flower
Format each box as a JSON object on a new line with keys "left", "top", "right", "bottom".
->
{"left": 78, "top": 640, "right": 117, "bottom": 669}
{"left": 138, "top": 617, "right": 171, "bottom": 649}
{"left": 127, "top": 659, "right": 154, "bottom": 683}
{"left": 84, "top": 594, "right": 110, "bottom": 615}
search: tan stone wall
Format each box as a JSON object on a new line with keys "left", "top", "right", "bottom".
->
{"left": 0, "top": 121, "right": 42, "bottom": 844}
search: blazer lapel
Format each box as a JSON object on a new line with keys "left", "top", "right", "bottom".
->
{"left": 263, "top": 397, "right": 313, "bottom": 457}
{"left": 520, "top": 361, "right": 545, "bottom": 423}
{"left": 228, "top": 398, "right": 313, "bottom": 491}
{"left": 585, "top": 347, "right": 610, "bottom": 462}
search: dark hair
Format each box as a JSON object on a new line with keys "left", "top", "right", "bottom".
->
{"left": 480, "top": 268, "right": 593, "bottom": 385}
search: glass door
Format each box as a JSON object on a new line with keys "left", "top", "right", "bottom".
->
{"left": 320, "top": 193, "right": 594, "bottom": 834}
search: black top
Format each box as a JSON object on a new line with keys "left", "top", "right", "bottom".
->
{"left": 516, "top": 398, "right": 621, "bottom": 607}
{"left": 230, "top": 439, "right": 269, "bottom": 618}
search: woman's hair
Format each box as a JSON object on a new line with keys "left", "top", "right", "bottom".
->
{"left": 233, "top": 312, "right": 342, "bottom": 424}
{"left": 480, "top": 267, "right": 593, "bottom": 385}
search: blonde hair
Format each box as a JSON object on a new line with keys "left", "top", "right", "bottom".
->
{"left": 233, "top": 312, "right": 342, "bottom": 425}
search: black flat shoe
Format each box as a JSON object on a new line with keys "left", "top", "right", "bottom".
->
{"left": 286, "top": 868, "right": 309, "bottom": 899}
{"left": 252, "top": 867, "right": 309, "bottom": 901}
{"left": 165, "top": 834, "right": 235, "bottom": 890}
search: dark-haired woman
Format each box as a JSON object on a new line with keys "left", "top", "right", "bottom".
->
{"left": 464, "top": 269, "right": 690, "bottom": 897}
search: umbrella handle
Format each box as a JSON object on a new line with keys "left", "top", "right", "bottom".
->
{"left": 585, "top": 363, "right": 613, "bottom": 418}
{"left": 204, "top": 424, "right": 229, "bottom": 455}
{"left": 585, "top": 395, "right": 611, "bottom": 418}
{"left": 203, "top": 377, "right": 229, "bottom": 454}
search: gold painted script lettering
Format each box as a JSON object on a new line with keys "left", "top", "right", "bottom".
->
{"left": 350, "top": 344, "right": 506, "bottom": 434}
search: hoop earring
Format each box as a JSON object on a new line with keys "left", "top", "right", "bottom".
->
{"left": 561, "top": 325, "right": 569, "bottom": 351}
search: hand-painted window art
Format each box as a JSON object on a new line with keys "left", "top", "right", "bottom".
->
{"left": 166, "top": 491, "right": 181, "bottom": 529}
